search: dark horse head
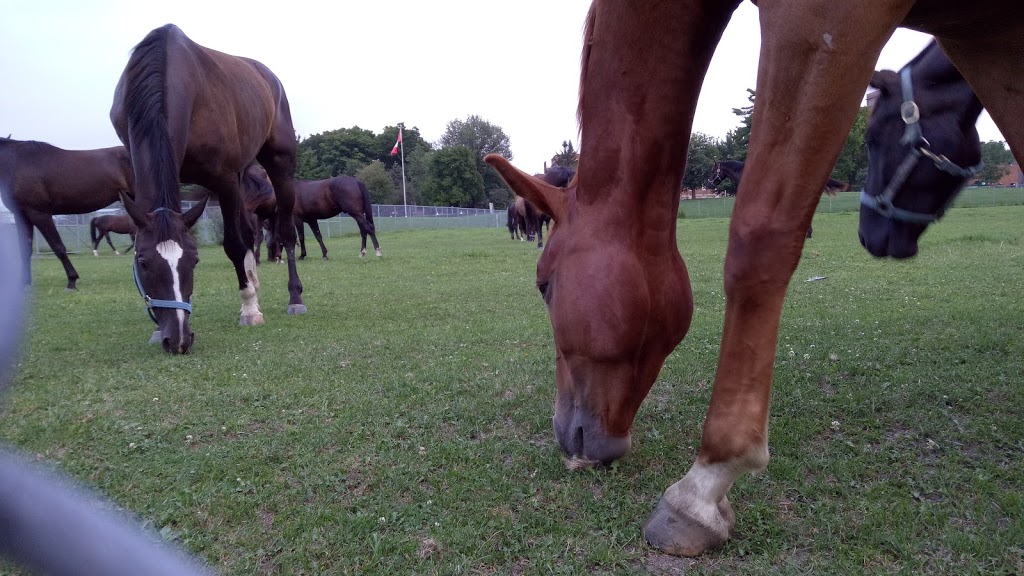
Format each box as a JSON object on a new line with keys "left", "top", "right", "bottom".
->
{"left": 859, "top": 41, "right": 984, "bottom": 259}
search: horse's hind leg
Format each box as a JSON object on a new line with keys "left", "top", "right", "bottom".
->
{"left": 12, "top": 212, "right": 34, "bottom": 285}
{"left": 215, "top": 178, "right": 264, "bottom": 326}
{"left": 296, "top": 220, "right": 308, "bottom": 260}
{"left": 104, "top": 232, "right": 120, "bottom": 255}
{"left": 31, "top": 213, "right": 80, "bottom": 291}
{"left": 308, "top": 220, "right": 329, "bottom": 260}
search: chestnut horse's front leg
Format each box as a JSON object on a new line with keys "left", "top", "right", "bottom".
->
{"left": 644, "top": 2, "right": 907, "bottom": 556}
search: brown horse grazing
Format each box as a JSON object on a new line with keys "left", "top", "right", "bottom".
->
{"left": 110, "top": 24, "right": 306, "bottom": 355}
{"left": 487, "top": 0, "right": 1024, "bottom": 557}
{"left": 0, "top": 138, "right": 133, "bottom": 290}
{"left": 506, "top": 205, "right": 525, "bottom": 240}
{"left": 526, "top": 165, "right": 575, "bottom": 249}
{"left": 860, "top": 41, "right": 984, "bottom": 258}
{"left": 90, "top": 214, "right": 137, "bottom": 256}
{"left": 511, "top": 196, "right": 538, "bottom": 244}
{"left": 294, "top": 176, "right": 381, "bottom": 259}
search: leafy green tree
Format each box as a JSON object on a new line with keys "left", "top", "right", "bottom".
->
{"left": 439, "top": 115, "right": 513, "bottom": 207}
{"left": 297, "top": 126, "right": 378, "bottom": 177}
{"left": 550, "top": 140, "right": 579, "bottom": 170}
{"left": 730, "top": 89, "right": 755, "bottom": 161}
{"left": 422, "top": 146, "right": 484, "bottom": 207}
{"left": 356, "top": 161, "right": 397, "bottom": 204}
{"left": 831, "top": 106, "right": 870, "bottom": 189}
{"left": 683, "top": 132, "right": 722, "bottom": 192}
{"left": 716, "top": 129, "right": 744, "bottom": 164}
{"left": 980, "top": 140, "right": 1014, "bottom": 183}
{"left": 296, "top": 145, "right": 329, "bottom": 180}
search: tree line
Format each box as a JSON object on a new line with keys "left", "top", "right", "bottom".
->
{"left": 290, "top": 92, "right": 1014, "bottom": 210}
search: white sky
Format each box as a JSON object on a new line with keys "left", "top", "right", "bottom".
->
{"left": 0, "top": 1, "right": 1003, "bottom": 196}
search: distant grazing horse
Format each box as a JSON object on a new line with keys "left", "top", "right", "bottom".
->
{"left": 233, "top": 162, "right": 279, "bottom": 265}
{"left": 90, "top": 213, "right": 137, "bottom": 256}
{"left": 510, "top": 197, "right": 536, "bottom": 244}
{"left": 110, "top": 24, "right": 306, "bottom": 354}
{"left": 0, "top": 138, "right": 133, "bottom": 290}
{"left": 860, "top": 41, "right": 984, "bottom": 258}
{"left": 487, "top": 1, "right": 1024, "bottom": 557}
{"left": 294, "top": 175, "right": 381, "bottom": 259}
{"left": 506, "top": 205, "right": 525, "bottom": 240}
{"left": 707, "top": 159, "right": 848, "bottom": 237}
{"left": 532, "top": 165, "right": 575, "bottom": 242}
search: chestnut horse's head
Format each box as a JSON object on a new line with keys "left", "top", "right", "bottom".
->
{"left": 121, "top": 191, "right": 207, "bottom": 354}
{"left": 486, "top": 155, "right": 693, "bottom": 467}
{"left": 860, "top": 41, "right": 984, "bottom": 259}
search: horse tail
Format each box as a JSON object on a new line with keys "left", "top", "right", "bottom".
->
{"left": 123, "top": 24, "right": 180, "bottom": 238}
{"left": 89, "top": 217, "right": 101, "bottom": 246}
{"left": 357, "top": 179, "right": 376, "bottom": 234}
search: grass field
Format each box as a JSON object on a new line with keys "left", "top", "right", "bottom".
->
{"left": 3, "top": 206, "right": 1023, "bottom": 574}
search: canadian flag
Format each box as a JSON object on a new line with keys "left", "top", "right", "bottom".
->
{"left": 390, "top": 128, "right": 403, "bottom": 156}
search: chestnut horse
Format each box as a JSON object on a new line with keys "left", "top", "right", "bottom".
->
{"left": 860, "top": 40, "right": 984, "bottom": 257}
{"left": 0, "top": 138, "right": 133, "bottom": 290}
{"left": 110, "top": 24, "right": 305, "bottom": 354}
{"left": 487, "top": 1, "right": 1024, "bottom": 557}
{"left": 90, "top": 213, "right": 137, "bottom": 256}
{"left": 294, "top": 175, "right": 381, "bottom": 259}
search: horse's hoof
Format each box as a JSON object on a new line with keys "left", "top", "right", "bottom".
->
{"left": 64, "top": 287, "right": 77, "bottom": 293}
{"left": 149, "top": 330, "right": 163, "bottom": 345}
{"left": 643, "top": 495, "right": 734, "bottom": 557}
{"left": 115, "top": 251, "right": 121, "bottom": 256}
{"left": 322, "top": 256, "right": 329, "bottom": 261}
{"left": 92, "top": 250, "right": 99, "bottom": 257}
{"left": 239, "top": 313, "right": 265, "bottom": 326}
{"left": 287, "top": 304, "right": 307, "bottom": 315}
{"left": 375, "top": 250, "right": 382, "bottom": 257}
{"left": 359, "top": 251, "right": 365, "bottom": 258}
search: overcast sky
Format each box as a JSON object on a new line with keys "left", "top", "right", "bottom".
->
{"left": 1, "top": 1, "right": 1003, "bottom": 187}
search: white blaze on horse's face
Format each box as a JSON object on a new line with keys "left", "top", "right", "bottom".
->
{"left": 156, "top": 240, "right": 187, "bottom": 345}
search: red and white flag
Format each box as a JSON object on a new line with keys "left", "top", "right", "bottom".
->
{"left": 390, "top": 128, "right": 403, "bottom": 156}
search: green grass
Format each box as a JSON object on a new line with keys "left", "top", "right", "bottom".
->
{"left": 3, "top": 209, "right": 1023, "bottom": 574}
{"left": 680, "top": 186, "right": 1024, "bottom": 219}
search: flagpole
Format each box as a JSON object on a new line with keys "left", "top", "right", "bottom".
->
{"left": 400, "top": 126, "right": 407, "bottom": 218}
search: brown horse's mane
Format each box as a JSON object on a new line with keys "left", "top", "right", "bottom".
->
{"left": 124, "top": 24, "right": 180, "bottom": 241}
{"left": 577, "top": 3, "right": 597, "bottom": 132}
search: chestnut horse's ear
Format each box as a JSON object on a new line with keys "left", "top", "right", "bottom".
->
{"left": 120, "top": 189, "right": 147, "bottom": 227}
{"left": 183, "top": 194, "right": 209, "bottom": 229}
{"left": 868, "top": 70, "right": 899, "bottom": 96}
{"left": 485, "top": 154, "right": 568, "bottom": 223}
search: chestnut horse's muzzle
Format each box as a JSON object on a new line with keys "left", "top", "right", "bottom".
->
{"left": 553, "top": 404, "right": 632, "bottom": 465}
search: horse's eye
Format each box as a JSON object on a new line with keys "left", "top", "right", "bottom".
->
{"left": 137, "top": 259, "right": 149, "bottom": 271}
{"left": 537, "top": 280, "right": 550, "bottom": 300}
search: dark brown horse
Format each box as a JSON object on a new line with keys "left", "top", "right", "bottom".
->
{"left": 0, "top": 138, "right": 133, "bottom": 290}
{"left": 487, "top": 0, "right": 1024, "bottom": 557}
{"left": 860, "top": 40, "right": 984, "bottom": 258}
{"left": 511, "top": 196, "right": 538, "bottom": 245}
{"left": 110, "top": 24, "right": 306, "bottom": 354}
{"left": 90, "top": 213, "right": 137, "bottom": 256}
{"left": 235, "top": 162, "right": 278, "bottom": 265}
{"left": 707, "top": 159, "right": 847, "bottom": 237}
{"left": 294, "top": 175, "right": 381, "bottom": 259}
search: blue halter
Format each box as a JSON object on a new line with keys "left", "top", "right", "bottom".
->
{"left": 860, "top": 66, "right": 983, "bottom": 224}
{"left": 131, "top": 208, "right": 193, "bottom": 324}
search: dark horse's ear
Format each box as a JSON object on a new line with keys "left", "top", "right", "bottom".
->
{"left": 868, "top": 70, "right": 899, "bottom": 96}
{"left": 120, "top": 189, "right": 148, "bottom": 227}
{"left": 485, "top": 154, "right": 568, "bottom": 223}
{"left": 183, "top": 194, "right": 209, "bottom": 229}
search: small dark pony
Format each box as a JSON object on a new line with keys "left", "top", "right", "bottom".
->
{"left": 0, "top": 138, "right": 133, "bottom": 290}
{"left": 110, "top": 24, "right": 305, "bottom": 354}
{"left": 859, "top": 40, "right": 984, "bottom": 259}
{"left": 293, "top": 175, "right": 381, "bottom": 259}
{"left": 707, "top": 159, "right": 847, "bottom": 238}
{"left": 90, "top": 213, "right": 137, "bottom": 256}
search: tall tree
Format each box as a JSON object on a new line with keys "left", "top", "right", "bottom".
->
{"left": 831, "top": 106, "right": 870, "bottom": 189}
{"left": 980, "top": 140, "right": 1014, "bottom": 183}
{"left": 422, "top": 146, "right": 484, "bottom": 207}
{"left": 439, "top": 115, "right": 514, "bottom": 207}
{"left": 356, "top": 161, "right": 397, "bottom": 204}
{"left": 377, "top": 125, "right": 431, "bottom": 171}
{"left": 730, "top": 89, "right": 755, "bottom": 162}
{"left": 550, "top": 140, "right": 579, "bottom": 170}
{"left": 297, "top": 126, "right": 378, "bottom": 178}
